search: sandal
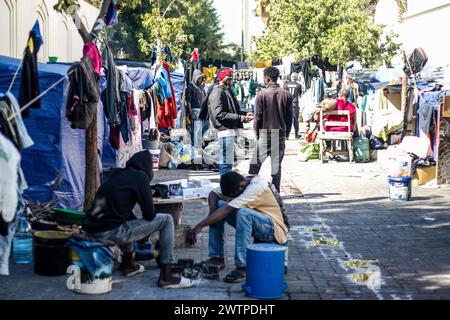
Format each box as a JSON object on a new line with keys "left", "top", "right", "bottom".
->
{"left": 223, "top": 269, "right": 246, "bottom": 283}
{"left": 159, "top": 276, "right": 194, "bottom": 289}
{"left": 122, "top": 263, "right": 145, "bottom": 277}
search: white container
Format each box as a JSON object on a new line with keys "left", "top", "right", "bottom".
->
{"left": 182, "top": 186, "right": 213, "bottom": 200}
{"left": 67, "top": 265, "right": 113, "bottom": 295}
{"left": 150, "top": 149, "right": 161, "bottom": 172}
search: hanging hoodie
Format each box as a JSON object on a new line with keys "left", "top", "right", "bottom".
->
{"left": 102, "top": 45, "right": 121, "bottom": 126}
{"left": 82, "top": 150, "right": 156, "bottom": 234}
{"left": 19, "top": 20, "right": 43, "bottom": 118}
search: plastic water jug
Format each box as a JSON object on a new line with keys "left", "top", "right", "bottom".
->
{"left": 13, "top": 216, "right": 33, "bottom": 264}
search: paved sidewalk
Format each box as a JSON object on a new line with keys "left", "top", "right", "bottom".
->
{"left": 1, "top": 139, "right": 450, "bottom": 300}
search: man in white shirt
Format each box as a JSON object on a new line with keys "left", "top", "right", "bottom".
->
{"left": 187, "top": 171, "right": 289, "bottom": 283}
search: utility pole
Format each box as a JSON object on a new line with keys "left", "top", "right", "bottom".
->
{"left": 241, "top": 0, "right": 244, "bottom": 62}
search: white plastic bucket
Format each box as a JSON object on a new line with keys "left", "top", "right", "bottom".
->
{"left": 150, "top": 149, "right": 161, "bottom": 171}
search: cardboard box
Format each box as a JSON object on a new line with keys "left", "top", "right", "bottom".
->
{"left": 159, "top": 179, "right": 188, "bottom": 188}
{"left": 442, "top": 97, "right": 450, "bottom": 118}
{"left": 182, "top": 186, "right": 213, "bottom": 200}
{"left": 412, "top": 166, "right": 437, "bottom": 186}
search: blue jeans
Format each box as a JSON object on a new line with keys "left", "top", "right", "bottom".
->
{"left": 89, "top": 214, "right": 174, "bottom": 265}
{"left": 209, "top": 200, "right": 276, "bottom": 268}
{"left": 219, "top": 136, "right": 236, "bottom": 176}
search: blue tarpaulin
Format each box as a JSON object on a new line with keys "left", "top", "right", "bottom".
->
{"left": 0, "top": 55, "right": 184, "bottom": 209}
{"left": 0, "top": 55, "right": 110, "bottom": 210}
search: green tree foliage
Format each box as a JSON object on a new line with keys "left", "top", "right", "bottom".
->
{"left": 254, "top": 0, "right": 400, "bottom": 67}
{"left": 107, "top": 0, "right": 224, "bottom": 61}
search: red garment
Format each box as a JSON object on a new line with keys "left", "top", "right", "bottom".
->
{"left": 82, "top": 42, "right": 102, "bottom": 78}
{"left": 191, "top": 48, "right": 200, "bottom": 62}
{"left": 162, "top": 61, "right": 177, "bottom": 126}
{"left": 324, "top": 99, "right": 356, "bottom": 132}
{"left": 217, "top": 68, "right": 233, "bottom": 82}
{"left": 109, "top": 125, "right": 120, "bottom": 149}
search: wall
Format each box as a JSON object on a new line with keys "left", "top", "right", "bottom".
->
{"left": 0, "top": 0, "right": 99, "bottom": 63}
{"left": 397, "top": 0, "right": 450, "bottom": 67}
{"left": 243, "top": 0, "right": 265, "bottom": 55}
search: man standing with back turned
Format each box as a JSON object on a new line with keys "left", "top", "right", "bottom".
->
{"left": 248, "top": 67, "right": 293, "bottom": 193}
{"left": 284, "top": 73, "right": 303, "bottom": 139}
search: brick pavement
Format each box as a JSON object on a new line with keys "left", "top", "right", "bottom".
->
{"left": 1, "top": 139, "right": 450, "bottom": 300}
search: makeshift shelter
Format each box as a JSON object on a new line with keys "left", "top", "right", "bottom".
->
{"left": 0, "top": 55, "right": 111, "bottom": 210}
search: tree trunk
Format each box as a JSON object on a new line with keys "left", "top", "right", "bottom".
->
{"left": 70, "top": 1, "right": 112, "bottom": 211}
{"left": 84, "top": 110, "right": 100, "bottom": 211}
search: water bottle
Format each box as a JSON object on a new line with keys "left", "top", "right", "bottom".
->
{"left": 168, "top": 161, "right": 177, "bottom": 170}
{"left": 13, "top": 216, "right": 33, "bottom": 264}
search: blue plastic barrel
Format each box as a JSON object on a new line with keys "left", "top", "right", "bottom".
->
{"left": 242, "top": 243, "right": 287, "bottom": 299}
{"left": 388, "top": 176, "right": 412, "bottom": 202}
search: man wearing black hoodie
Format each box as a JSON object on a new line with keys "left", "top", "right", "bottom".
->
{"left": 82, "top": 150, "right": 193, "bottom": 289}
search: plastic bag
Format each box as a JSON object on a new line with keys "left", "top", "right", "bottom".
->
{"left": 298, "top": 143, "right": 320, "bottom": 162}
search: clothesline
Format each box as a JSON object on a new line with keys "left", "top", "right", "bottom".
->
{"left": 6, "top": 69, "right": 75, "bottom": 122}
{"left": 6, "top": 55, "right": 24, "bottom": 93}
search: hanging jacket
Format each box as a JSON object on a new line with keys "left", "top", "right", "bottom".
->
{"left": 19, "top": 30, "right": 41, "bottom": 118}
{"left": 162, "top": 61, "right": 178, "bottom": 119}
{"left": 102, "top": 45, "right": 121, "bottom": 126}
{"left": 65, "top": 55, "right": 100, "bottom": 129}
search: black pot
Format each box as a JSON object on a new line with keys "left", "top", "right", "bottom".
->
{"left": 33, "top": 231, "right": 72, "bottom": 276}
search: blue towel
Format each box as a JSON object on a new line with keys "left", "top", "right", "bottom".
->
{"left": 67, "top": 238, "right": 113, "bottom": 277}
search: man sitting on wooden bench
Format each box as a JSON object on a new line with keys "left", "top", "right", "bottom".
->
{"left": 187, "top": 171, "right": 290, "bottom": 283}
{"left": 82, "top": 150, "right": 193, "bottom": 289}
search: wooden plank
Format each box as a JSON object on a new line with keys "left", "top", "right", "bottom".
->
{"left": 323, "top": 121, "right": 349, "bottom": 127}
{"left": 323, "top": 110, "right": 350, "bottom": 116}
{"left": 443, "top": 96, "right": 450, "bottom": 118}
{"left": 437, "top": 103, "right": 450, "bottom": 184}
{"left": 153, "top": 197, "right": 206, "bottom": 205}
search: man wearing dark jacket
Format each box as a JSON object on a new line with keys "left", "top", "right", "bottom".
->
{"left": 249, "top": 67, "right": 293, "bottom": 192}
{"left": 82, "top": 151, "right": 193, "bottom": 289}
{"left": 284, "top": 73, "right": 303, "bottom": 139}
{"left": 207, "top": 68, "right": 252, "bottom": 176}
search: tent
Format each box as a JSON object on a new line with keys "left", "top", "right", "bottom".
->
{"left": 0, "top": 55, "right": 110, "bottom": 210}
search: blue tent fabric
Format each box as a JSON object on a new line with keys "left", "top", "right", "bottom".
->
{"left": 128, "top": 67, "right": 155, "bottom": 89}
{"left": 0, "top": 55, "right": 109, "bottom": 210}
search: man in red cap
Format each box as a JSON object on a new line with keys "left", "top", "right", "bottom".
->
{"left": 207, "top": 68, "right": 253, "bottom": 176}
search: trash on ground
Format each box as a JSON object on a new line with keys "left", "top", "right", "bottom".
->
{"left": 311, "top": 237, "right": 340, "bottom": 247}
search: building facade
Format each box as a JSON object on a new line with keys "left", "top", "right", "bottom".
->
{"left": 0, "top": 0, "right": 99, "bottom": 63}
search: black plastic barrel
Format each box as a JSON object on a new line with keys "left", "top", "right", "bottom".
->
{"left": 33, "top": 231, "right": 72, "bottom": 276}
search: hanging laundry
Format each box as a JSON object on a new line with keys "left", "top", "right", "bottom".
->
{"left": 66, "top": 55, "right": 100, "bottom": 129}
{"left": 83, "top": 42, "right": 102, "bottom": 78}
{"left": 202, "top": 66, "right": 217, "bottom": 84}
{"left": 0, "top": 93, "right": 34, "bottom": 150}
{"left": 150, "top": 48, "right": 158, "bottom": 67}
{"left": 163, "top": 46, "right": 173, "bottom": 62}
{"left": 105, "top": 0, "right": 118, "bottom": 26}
{"left": 155, "top": 62, "right": 178, "bottom": 130}
{"left": 191, "top": 48, "right": 200, "bottom": 62}
{"left": 0, "top": 132, "right": 21, "bottom": 230}
{"left": 19, "top": 20, "right": 43, "bottom": 118}
{"left": 102, "top": 45, "right": 121, "bottom": 126}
